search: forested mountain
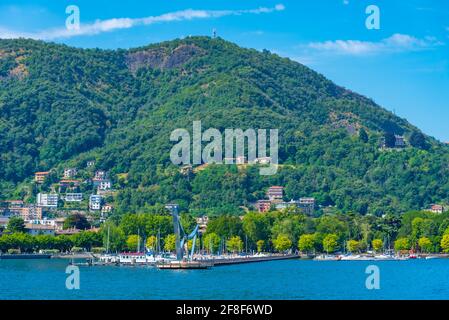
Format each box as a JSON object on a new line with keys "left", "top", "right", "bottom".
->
{"left": 1, "top": 36, "right": 448, "bottom": 216}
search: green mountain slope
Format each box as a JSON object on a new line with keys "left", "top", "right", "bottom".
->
{"left": 0, "top": 36, "right": 448, "bottom": 216}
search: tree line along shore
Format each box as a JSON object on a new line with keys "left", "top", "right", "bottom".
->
{"left": 2, "top": 208, "right": 449, "bottom": 256}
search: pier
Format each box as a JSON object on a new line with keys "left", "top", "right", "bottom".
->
{"left": 156, "top": 261, "right": 213, "bottom": 269}
{"left": 0, "top": 253, "right": 51, "bottom": 260}
{"left": 210, "top": 254, "right": 299, "bottom": 266}
{"left": 155, "top": 254, "right": 300, "bottom": 270}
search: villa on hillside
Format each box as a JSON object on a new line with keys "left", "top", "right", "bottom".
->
{"left": 380, "top": 135, "right": 407, "bottom": 149}
{"left": 89, "top": 195, "right": 102, "bottom": 211}
{"left": 86, "top": 160, "right": 95, "bottom": 168}
{"left": 36, "top": 193, "right": 58, "bottom": 208}
{"left": 94, "top": 170, "right": 108, "bottom": 180}
{"left": 63, "top": 168, "right": 78, "bottom": 178}
{"left": 20, "top": 205, "right": 43, "bottom": 221}
{"left": 429, "top": 204, "right": 445, "bottom": 214}
{"left": 256, "top": 200, "right": 272, "bottom": 213}
{"left": 35, "top": 171, "right": 50, "bottom": 183}
{"left": 267, "top": 186, "right": 284, "bottom": 201}
{"left": 65, "top": 193, "right": 83, "bottom": 202}
{"left": 59, "top": 179, "right": 81, "bottom": 190}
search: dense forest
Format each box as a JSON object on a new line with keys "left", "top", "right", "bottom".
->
{"left": 1, "top": 36, "right": 448, "bottom": 216}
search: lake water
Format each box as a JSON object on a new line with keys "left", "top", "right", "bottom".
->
{"left": 1, "top": 258, "right": 449, "bottom": 300}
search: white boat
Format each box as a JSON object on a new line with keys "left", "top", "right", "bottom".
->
{"left": 99, "top": 254, "right": 119, "bottom": 264}
{"left": 339, "top": 254, "right": 363, "bottom": 261}
{"left": 99, "top": 252, "right": 176, "bottom": 265}
{"left": 373, "top": 254, "right": 397, "bottom": 261}
{"left": 314, "top": 254, "right": 341, "bottom": 261}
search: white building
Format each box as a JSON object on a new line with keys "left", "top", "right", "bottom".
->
{"left": 89, "top": 195, "right": 102, "bottom": 211}
{"left": 94, "top": 170, "right": 107, "bottom": 179}
{"left": 101, "top": 204, "right": 113, "bottom": 221}
{"left": 98, "top": 179, "right": 112, "bottom": 191}
{"left": 86, "top": 160, "right": 95, "bottom": 167}
{"left": 65, "top": 193, "right": 83, "bottom": 202}
{"left": 63, "top": 168, "right": 78, "bottom": 178}
{"left": 36, "top": 193, "right": 58, "bottom": 208}
{"left": 101, "top": 204, "right": 113, "bottom": 214}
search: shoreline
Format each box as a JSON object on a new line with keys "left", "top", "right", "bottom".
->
{"left": 2, "top": 252, "right": 449, "bottom": 261}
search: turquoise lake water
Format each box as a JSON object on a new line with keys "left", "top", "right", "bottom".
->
{"left": 1, "top": 258, "right": 449, "bottom": 300}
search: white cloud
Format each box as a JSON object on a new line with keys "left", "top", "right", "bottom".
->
{"left": 275, "top": 4, "right": 286, "bottom": 11}
{"left": 0, "top": 4, "right": 285, "bottom": 40}
{"left": 307, "top": 34, "right": 443, "bottom": 55}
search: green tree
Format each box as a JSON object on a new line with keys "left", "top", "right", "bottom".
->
{"left": 409, "top": 131, "right": 428, "bottom": 150}
{"left": 72, "top": 231, "right": 102, "bottom": 251}
{"left": 119, "top": 214, "right": 146, "bottom": 236}
{"left": 226, "top": 236, "right": 243, "bottom": 253}
{"left": 323, "top": 234, "right": 339, "bottom": 254}
{"left": 347, "top": 240, "right": 360, "bottom": 253}
{"left": 187, "top": 238, "right": 200, "bottom": 251}
{"left": 418, "top": 237, "right": 432, "bottom": 253}
{"left": 271, "top": 215, "right": 305, "bottom": 246}
{"left": 35, "top": 234, "right": 55, "bottom": 251}
{"left": 394, "top": 237, "right": 410, "bottom": 252}
{"left": 207, "top": 216, "right": 243, "bottom": 239}
{"left": 7, "top": 217, "right": 25, "bottom": 233}
{"left": 256, "top": 240, "right": 265, "bottom": 253}
{"left": 126, "top": 235, "right": 140, "bottom": 252}
{"left": 54, "top": 235, "right": 73, "bottom": 252}
{"left": 372, "top": 239, "right": 383, "bottom": 253}
{"left": 203, "top": 233, "right": 220, "bottom": 254}
{"left": 64, "top": 213, "right": 90, "bottom": 230}
{"left": 359, "top": 128, "right": 368, "bottom": 143}
{"left": 441, "top": 234, "right": 449, "bottom": 253}
{"left": 146, "top": 235, "right": 157, "bottom": 251}
{"left": 164, "top": 234, "right": 176, "bottom": 252}
{"left": 101, "top": 221, "right": 126, "bottom": 252}
{"left": 242, "top": 213, "right": 270, "bottom": 248}
{"left": 272, "top": 234, "right": 292, "bottom": 252}
{"left": 384, "top": 132, "right": 396, "bottom": 148}
{"left": 298, "top": 234, "right": 315, "bottom": 253}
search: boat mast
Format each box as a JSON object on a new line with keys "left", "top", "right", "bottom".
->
{"left": 106, "top": 224, "right": 110, "bottom": 253}
{"left": 157, "top": 229, "right": 161, "bottom": 254}
{"left": 137, "top": 228, "right": 140, "bottom": 253}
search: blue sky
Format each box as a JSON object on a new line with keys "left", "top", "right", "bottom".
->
{"left": 1, "top": 0, "right": 448, "bottom": 141}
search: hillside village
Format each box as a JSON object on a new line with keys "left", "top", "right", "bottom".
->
{"left": 1, "top": 144, "right": 447, "bottom": 239}
{"left": 0, "top": 160, "right": 115, "bottom": 236}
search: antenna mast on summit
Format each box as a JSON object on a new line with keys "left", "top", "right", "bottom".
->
{"left": 212, "top": 28, "right": 217, "bottom": 39}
